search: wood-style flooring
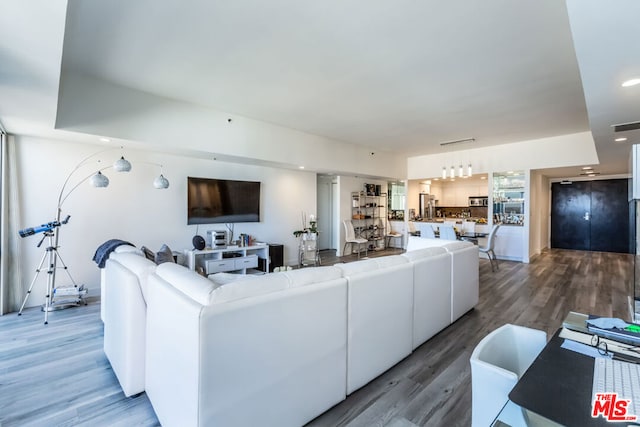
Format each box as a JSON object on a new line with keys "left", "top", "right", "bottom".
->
{"left": 0, "top": 249, "right": 632, "bottom": 426}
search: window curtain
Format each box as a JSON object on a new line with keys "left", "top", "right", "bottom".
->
{"left": 0, "top": 133, "right": 23, "bottom": 315}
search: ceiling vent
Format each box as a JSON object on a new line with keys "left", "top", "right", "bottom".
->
{"left": 439, "top": 137, "right": 475, "bottom": 146}
{"left": 612, "top": 121, "right": 640, "bottom": 133}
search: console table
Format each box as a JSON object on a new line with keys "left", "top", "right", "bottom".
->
{"left": 185, "top": 245, "right": 269, "bottom": 275}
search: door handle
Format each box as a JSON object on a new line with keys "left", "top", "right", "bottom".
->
{"left": 583, "top": 212, "right": 590, "bottom": 221}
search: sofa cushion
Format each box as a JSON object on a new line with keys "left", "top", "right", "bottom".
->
{"left": 209, "top": 273, "right": 290, "bottom": 304}
{"left": 155, "top": 244, "right": 175, "bottom": 265}
{"left": 373, "top": 255, "right": 409, "bottom": 269}
{"left": 336, "top": 255, "right": 409, "bottom": 277}
{"left": 209, "top": 272, "right": 260, "bottom": 286}
{"left": 141, "top": 246, "right": 156, "bottom": 262}
{"left": 109, "top": 252, "right": 157, "bottom": 302}
{"left": 440, "top": 241, "right": 474, "bottom": 252}
{"left": 155, "top": 263, "right": 217, "bottom": 305}
{"left": 401, "top": 246, "right": 447, "bottom": 261}
{"left": 114, "top": 245, "right": 143, "bottom": 256}
{"left": 283, "top": 266, "right": 343, "bottom": 287}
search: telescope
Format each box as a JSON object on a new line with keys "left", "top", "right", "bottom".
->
{"left": 18, "top": 215, "right": 70, "bottom": 238}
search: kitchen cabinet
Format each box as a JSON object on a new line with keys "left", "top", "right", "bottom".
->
{"left": 433, "top": 178, "right": 489, "bottom": 207}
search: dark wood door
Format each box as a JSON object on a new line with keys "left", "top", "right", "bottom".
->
{"left": 551, "top": 181, "right": 591, "bottom": 250}
{"left": 551, "top": 179, "right": 630, "bottom": 253}
{"left": 590, "top": 179, "right": 629, "bottom": 253}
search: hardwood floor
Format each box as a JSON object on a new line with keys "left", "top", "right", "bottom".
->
{"left": 0, "top": 249, "right": 632, "bottom": 426}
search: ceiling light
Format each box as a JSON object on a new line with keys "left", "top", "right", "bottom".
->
{"left": 480, "top": 176, "right": 486, "bottom": 180}
{"left": 582, "top": 166, "right": 593, "bottom": 170}
{"left": 442, "top": 167, "right": 447, "bottom": 180}
{"left": 622, "top": 78, "right": 640, "bottom": 87}
{"left": 299, "top": 166, "right": 305, "bottom": 169}
{"left": 615, "top": 137, "right": 628, "bottom": 142}
{"left": 458, "top": 165, "right": 464, "bottom": 178}
{"left": 450, "top": 166, "right": 455, "bottom": 179}
{"left": 468, "top": 164, "right": 473, "bottom": 177}
{"left": 99, "top": 137, "right": 111, "bottom": 143}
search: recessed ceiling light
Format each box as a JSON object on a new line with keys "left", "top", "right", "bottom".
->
{"left": 99, "top": 137, "right": 111, "bottom": 142}
{"left": 582, "top": 166, "right": 593, "bottom": 170}
{"left": 299, "top": 166, "right": 305, "bottom": 169}
{"left": 480, "top": 176, "right": 487, "bottom": 180}
{"left": 433, "top": 178, "right": 439, "bottom": 181}
{"left": 622, "top": 78, "right": 640, "bottom": 87}
{"left": 615, "top": 137, "right": 628, "bottom": 142}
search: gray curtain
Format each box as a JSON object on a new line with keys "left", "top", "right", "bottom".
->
{"left": 0, "top": 133, "right": 23, "bottom": 315}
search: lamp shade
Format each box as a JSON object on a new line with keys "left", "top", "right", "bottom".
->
{"left": 113, "top": 156, "right": 132, "bottom": 172}
{"left": 153, "top": 174, "right": 170, "bottom": 189}
{"left": 90, "top": 171, "right": 109, "bottom": 188}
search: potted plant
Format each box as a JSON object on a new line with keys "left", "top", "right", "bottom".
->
{"left": 293, "top": 213, "right": 318, "bottom": 239}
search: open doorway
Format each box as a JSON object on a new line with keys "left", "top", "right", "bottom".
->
{"left": 317, "top": 175, "right": 338, "bottom": 251}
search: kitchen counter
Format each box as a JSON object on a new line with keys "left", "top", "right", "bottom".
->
{"left": 411, "top": 218, "right": 488, "bottom": 224}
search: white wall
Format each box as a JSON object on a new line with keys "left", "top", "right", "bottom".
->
{"left": 407, "top": 132, "right": 598, "bottom": 179}
{"left": 57, "top": 72, "right": 407, "bottom": 180}
{"left": 529, "top": 170, "right": 551, "bottom": 258}
{"left": 12, "top": 136, "right": 315, "bottom": 309}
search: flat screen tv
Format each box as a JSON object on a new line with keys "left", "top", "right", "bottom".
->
{"left": 187, "top": 177, "right": 261, "bottom": 224}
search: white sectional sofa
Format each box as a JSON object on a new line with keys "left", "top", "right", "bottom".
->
{"left": 100, "top": 237, "right": 478, "bottom": 426}
{"left": 401, "top": 247, "right": 452, "bottom": 349}
{"left": 145, "top": 265, "right": 348, "bottom": 427}
{"left": 100, "top": 244, "right": 142, "bottom": 322}
{"left": 103, "top": 251, "right": 155, "bottom": 397}
{"left": 334, "top": 255, "right": 414, "bottom": 394}
{"left": 407, "top": 236, "right": 480, "bottom": 322}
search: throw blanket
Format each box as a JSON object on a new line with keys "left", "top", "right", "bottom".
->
{"left": 93, "top": 239, "right": 135, "bottom": 268}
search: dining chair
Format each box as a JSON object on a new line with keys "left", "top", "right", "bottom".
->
{"left": 439, "top": 225, "right": 457, "bottom": 241}
{"left": 342, "top": 220, "right": 368, "bottom": 258}
{"left": 462, "top": 220, "right": 476, "bottom": 234}
{"left": 470, "top": 324, "right": 547, "bottom": 427}
{"left": 408, "top": 221, "right": 420, "bottom": 236}
{"left": 478, "top": 224, "right": 500, "bottom": 271}
{"left": 383, "top": 219, "right": 403, "bottom": 248}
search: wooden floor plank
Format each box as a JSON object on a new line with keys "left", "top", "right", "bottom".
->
{"left": 0, "top": 248, "right": 632, "bottom": 426}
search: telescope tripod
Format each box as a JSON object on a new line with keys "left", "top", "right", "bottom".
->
{"left": 18, "top": 230, "right": 78, "bottom": 324}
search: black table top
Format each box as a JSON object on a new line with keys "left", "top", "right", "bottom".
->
{"left": 509, "top": 329, "right": 611, "bottom": 426}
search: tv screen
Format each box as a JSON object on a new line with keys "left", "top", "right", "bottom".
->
{"left": 187, "top": 177, "right": 261, "bottom": 224}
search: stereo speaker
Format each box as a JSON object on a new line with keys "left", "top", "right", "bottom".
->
{"left": 192, "top": 235, "right": 206, "bottom": 250}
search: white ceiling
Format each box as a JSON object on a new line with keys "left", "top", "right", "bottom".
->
{"left": 1, "top": 0, "right": 639, "bottom": 177}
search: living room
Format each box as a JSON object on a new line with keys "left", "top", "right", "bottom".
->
{"left": 1, "top": 0, "right": 639, "bottom": 426}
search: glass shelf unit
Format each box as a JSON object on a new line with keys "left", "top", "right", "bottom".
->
{"left": 493, "top": 172, "right": 525, "bottom": 226}
{"left": 351, "top": 192, "right": 387, "bottom": 251}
